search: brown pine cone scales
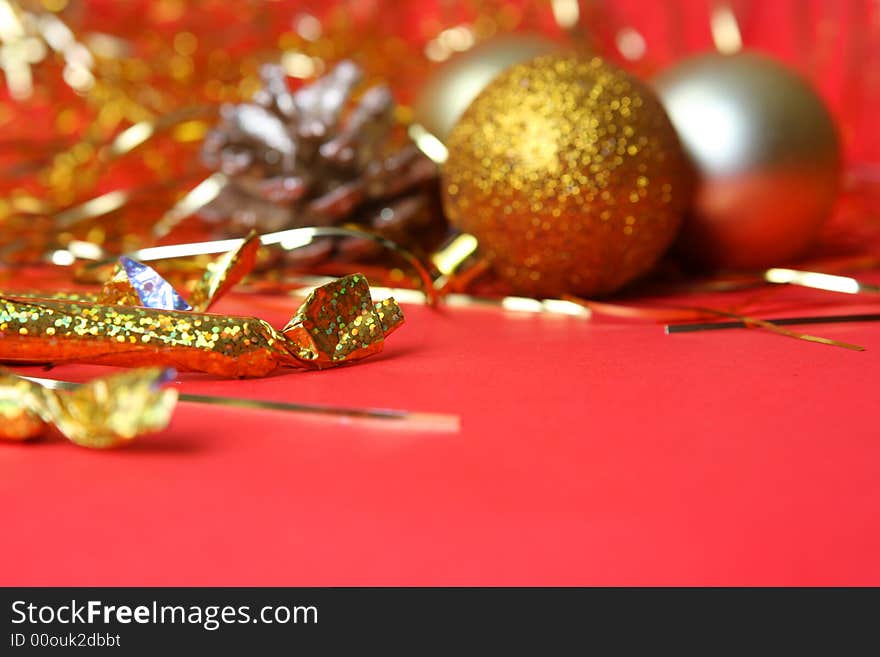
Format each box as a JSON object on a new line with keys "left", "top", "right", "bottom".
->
{"left": 199, "top": 61, "right": 446, "bottom": 266}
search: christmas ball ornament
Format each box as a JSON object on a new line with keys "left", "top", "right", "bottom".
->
{"left": 654, "top": 52, "right": 841, "bottom": 269}
{"left": 413, "top": 34, "right": 559, "bottom": 143}
{"left": 442, "top": 54, "right": 692, "bottom": 297}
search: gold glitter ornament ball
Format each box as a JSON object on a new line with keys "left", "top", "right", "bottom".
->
{"left": 442, "top": 54, "right": 692, "bottom": 297}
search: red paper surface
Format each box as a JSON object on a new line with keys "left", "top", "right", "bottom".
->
{"left": 2, "top": 280, "right": 879, "bottom": 585}
{"left": 1, "top": 0, "right": 879, "bottom": 587}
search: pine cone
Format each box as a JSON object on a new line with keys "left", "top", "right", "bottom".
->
{"left": 199, "top": 61, "right": 446, "bottom": 266}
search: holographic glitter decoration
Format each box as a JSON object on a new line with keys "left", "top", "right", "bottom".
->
{"left": 116, "top": 256, "right": 192, "bottom": 310}
{"left": 0, "top": 275, "right": 403, "bottom": 377}
{"left": 282, "top": 274, "right": 404, "bottom": 366}
{"left": 7, "top": 234, "right": 260, "bottom": 312}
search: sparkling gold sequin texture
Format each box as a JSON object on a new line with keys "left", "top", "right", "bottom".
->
{"left": 0, "top": 275, "right": 403, "bottom": 377}
{"left": 442, "top": 54, "right": 693, "bottom": 297}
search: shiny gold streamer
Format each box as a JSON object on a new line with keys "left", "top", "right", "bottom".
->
{"left": 565, "top": 296, "right": 866, "bottom": 351}
{"left": 57, "top": 225, "right": 440, "bottom": 306}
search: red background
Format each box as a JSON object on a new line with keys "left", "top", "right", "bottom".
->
{"left": 1, "top": 0, "right": 880, "bottom": 585}
{"left": 2, "top": 279, "right": 880, "bottom": 585}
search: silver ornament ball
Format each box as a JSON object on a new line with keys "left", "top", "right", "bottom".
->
{"left": 654, "top": 52, "right": 841, "bottom": 269}
{"left": 413, "top": 34, "right": 559, "bottom": 143}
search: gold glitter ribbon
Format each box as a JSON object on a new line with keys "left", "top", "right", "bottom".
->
{"left": 565, "top": 296, "right": 866, "bottom": 351}
{"left": 0, "top": 367, "right": 177, "bottom": 448}
{"left": 0, "top": 274, "right": 403, "bottom": 377}
{"left": 188, "top": 232, "right": 260, "bottom": 311}
{"left": 2, "top": 233, "right": 259, "bottom": 313}
{"left": 89, "top": 225, "right": 438, "bottom": 305}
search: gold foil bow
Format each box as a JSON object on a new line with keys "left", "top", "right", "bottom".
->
{"left": 0, "top": 367, "right": 177, "bottom": 448}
